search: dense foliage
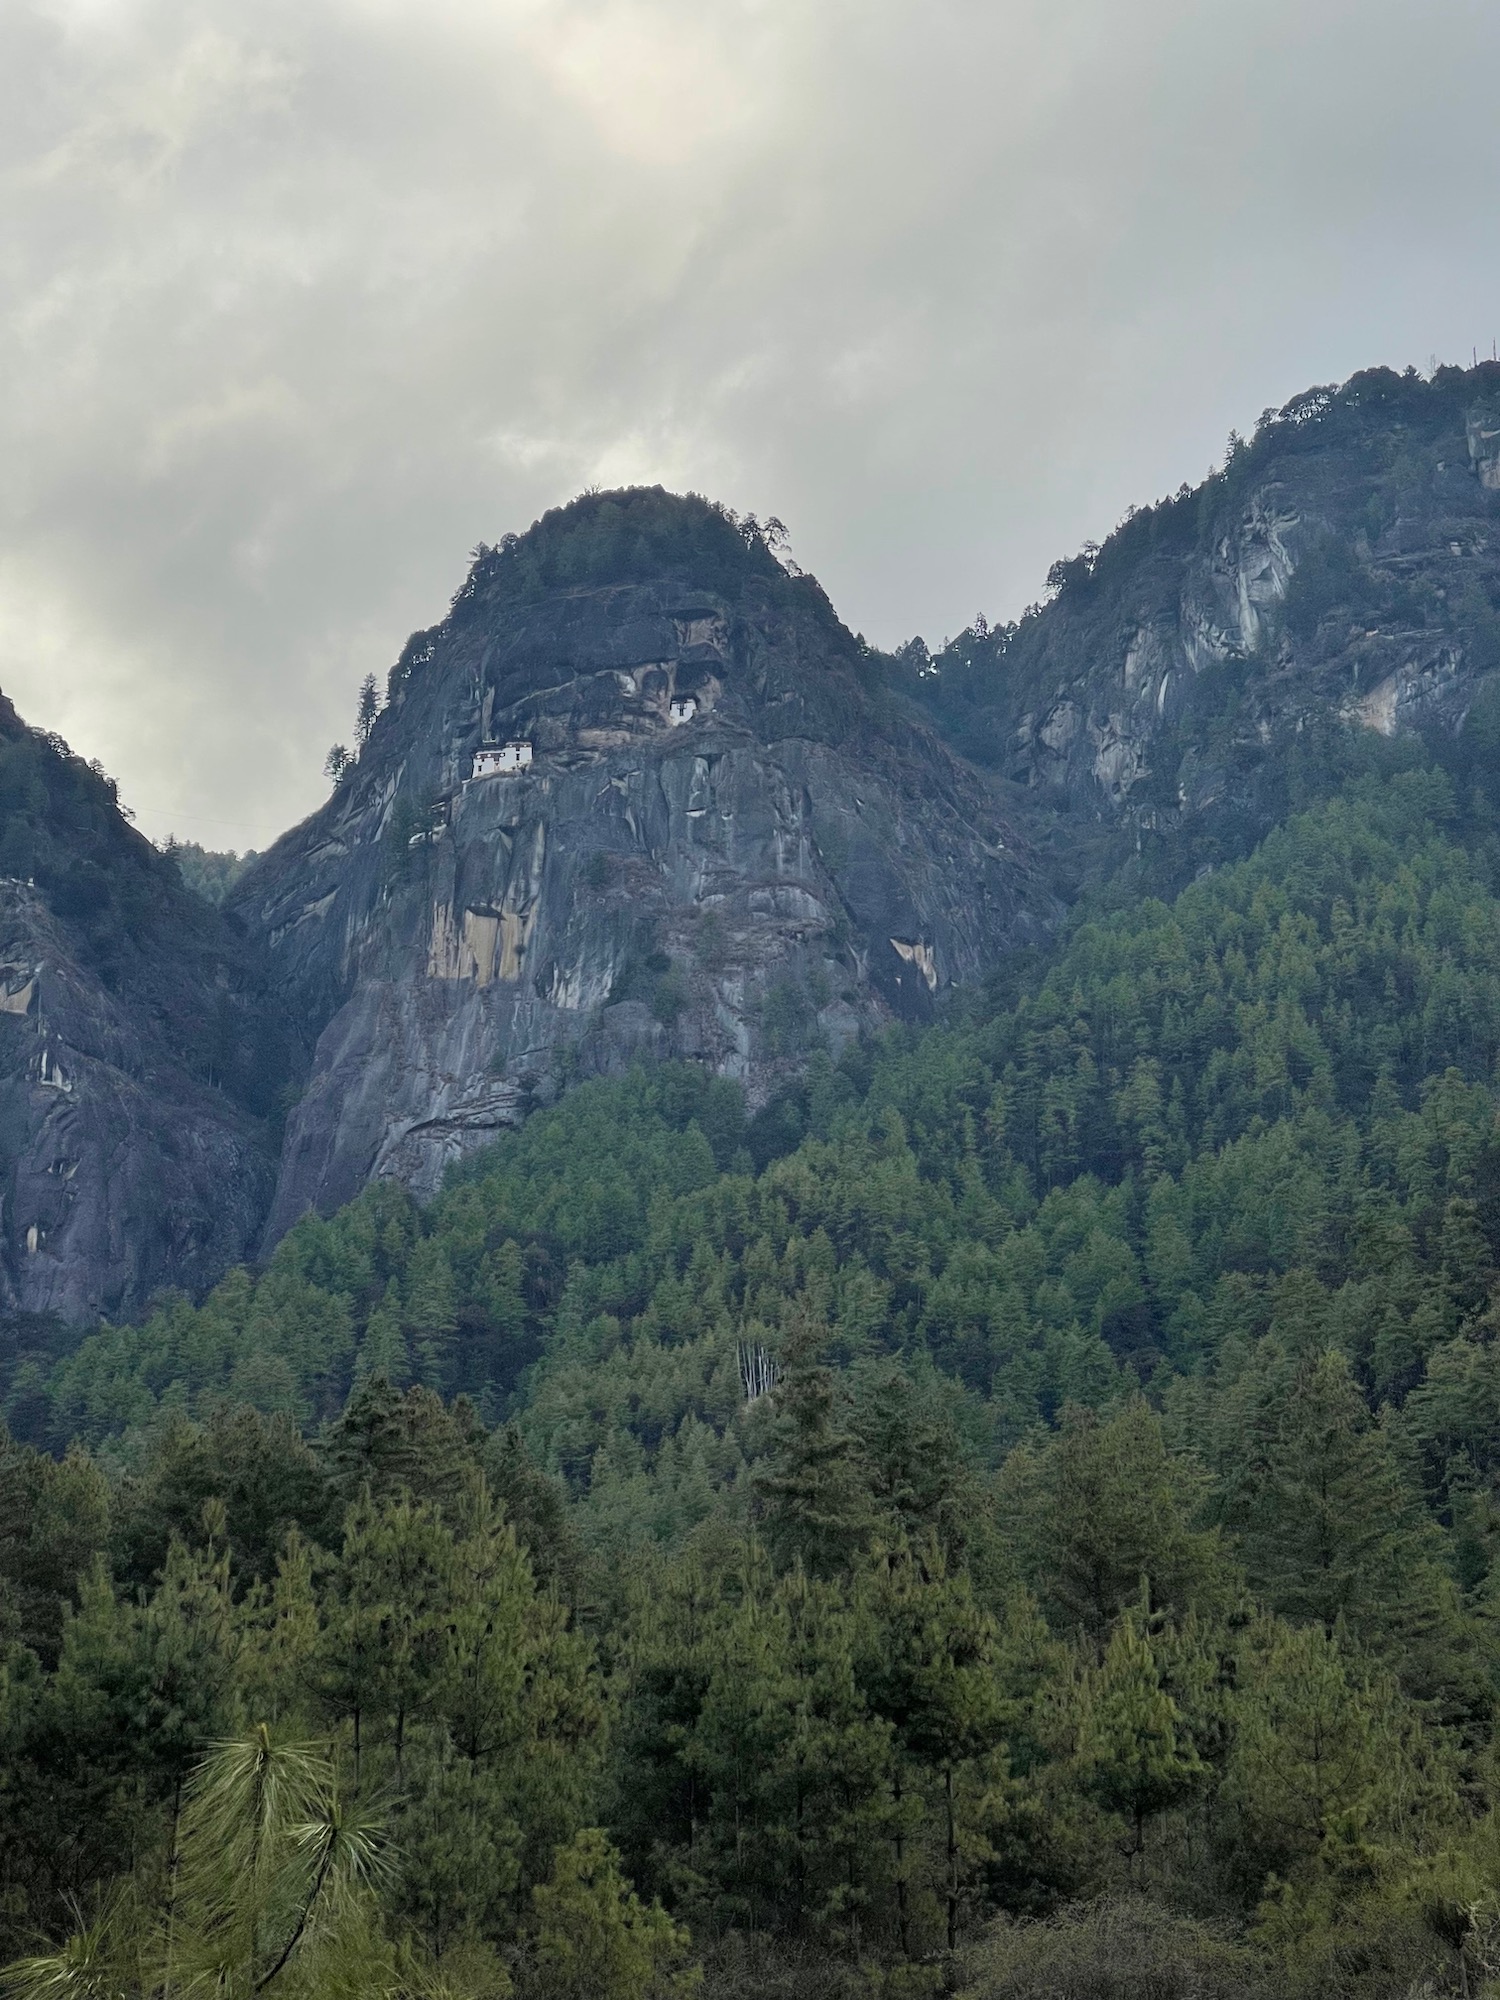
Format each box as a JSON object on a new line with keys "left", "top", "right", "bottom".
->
{"left": 12, "top": 765, "right": 1500, "bottom": 1993}
{"left": 164, "top": 841, "right": 257, "bottom": 907}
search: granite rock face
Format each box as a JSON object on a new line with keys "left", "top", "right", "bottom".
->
{"left": 33, "top": 369, "right": 1500, "bottom": 1312}
{"left": 916, "top": 366, "right": 1500, "bottom": 845}
{"left": 234, "top": 495, "right": 1051, "bottom": 1240}
{"left": 0, "top": 887, "right": 276, "bottom": 1321}
{"left": 0, "top": 699, "right": 291, "bottom": 1320}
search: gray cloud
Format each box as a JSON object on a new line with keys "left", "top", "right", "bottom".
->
{"left": 2, "top": 0, "right": 1498, "bottom": 847}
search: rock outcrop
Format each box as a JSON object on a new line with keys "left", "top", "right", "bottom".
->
{"left": 234, "top": 492, "right": 1050, "bottom": 1239}
{"left": 0, "top": 698, "right": 293, "bottom": 1320}
{"left": 27, "top": 365, "right": 1500, "bottom": 1313}
{"left": 901, "top": 364, "right": 1500, "bottom": 856}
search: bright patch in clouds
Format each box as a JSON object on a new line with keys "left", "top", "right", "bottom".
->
{"left": 2, "top": 0, "right": 1499, "bottom": 845}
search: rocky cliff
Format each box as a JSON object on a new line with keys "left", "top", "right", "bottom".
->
{"left": 24, "top": 364, "right": 1500, "bottom": 1311}
{"left": 0, "top": 697, "right": 294, "bottom": 1320}
{"left": 900, "top": 363, "right": 1500, "bottom": 876}
{"left": 233, "top": 492, "right": 1050, "bottom": 1240}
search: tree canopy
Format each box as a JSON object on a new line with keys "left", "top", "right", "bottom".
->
{"left": 10, "top": 761, "right": 1500, "bottom": 1993}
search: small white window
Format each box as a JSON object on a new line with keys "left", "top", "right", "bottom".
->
{"left": 668, "top": 698, "right": 697, "bottom": 727}
{"left": 472, "top": 740, "right": 533, "bottom": 778}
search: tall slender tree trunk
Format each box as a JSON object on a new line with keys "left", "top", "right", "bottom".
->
{"left": 945, "top": 1765, "right": 958, "bottom": 1954}
{"left": 795, "top": 1766, "right": 807, "bottom": 1921}
{"left": 893, "top": 1762, "right": 909, "bottom": 1958}
{"left": 163, "top": 1774, "right": 184, "bottom": 2000}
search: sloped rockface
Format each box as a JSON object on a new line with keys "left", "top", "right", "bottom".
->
{"left": 22, "top": 370, "right": 1500, "bottom": 1312}
{"left": 0, "top": 698, "right": 293, "bottom": 1320}
{"left": 234, "top": 494, "right": 1051, "bottom": 1241}
{"left": 902, "top": 364, "right": 1500, "bottom": 867}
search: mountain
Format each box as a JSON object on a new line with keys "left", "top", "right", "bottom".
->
{"left": 897, "top": 361, "right": 1500, "bottom": 884}
{"left": 0, "top": 697, "right": 296, "bottom": 1320}
{"left": 21, "top": 757, "right": 1500, "bottom": 1996}
{"left": 13, "top": 362, "right": 1500, "bottom": 1306}
{"left": 230, "top": 490, "right": 1051, "bottom": 1242}
{"left": 19, "top": 369, "right": 1500, "bottom": 1999}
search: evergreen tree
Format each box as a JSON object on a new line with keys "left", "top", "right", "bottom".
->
{"left": 764, "top": 1564, "right": 890, "bottom": 1945}
{"left": 1221, "top": 1619, "right": 1455, "bottom": 1891}
{"left": 860, "top": 1539, "right": 1008, "bottom": 1952}
{"left": 0, "top": 1430, "right": 108, "bottom": 1664}
{"left": 404, "top": 1237, "right": 458, "bottom": 1390}
{"left": 1229, "top": 1348, "right": 1475, "bottom": 1707}
{"left": 526, "top": 1827, "right": 698, "bottom": 2000}
{"left": 110, "top": 1406, "right": 331, "bottom": 1592}
{"left": 0, "top": 1530, "right": 239, "bottom": 1948}
{"left": 320, "top": 1490, "right": 453, "bottom": 1785}
{"left": 485, "top": 1423, "right": 586, "bottom": 1606}
{"left": 848, "top": 1360, "right": 977, "bottom": 1560}
{"left": 999, "top": 1400, "right": 1230, "bottom": 1647}
{"left": 753, "top": 1318, "right": 876, "bottom": 1579}
{"left": 355, "top": 673, "right": 380, "bottom": 747}
{"left": 356, "top": 1283, "right": 412, "bottom": 1389}
{"left": 5, "top": 1728, "right": 393, "bottom": 1999}
{"left": 323, "top": 1377, "right": 486, "bottom": 1516}
{"left": 1073, "top": 1606, "right": 1208, "bottom": 1877}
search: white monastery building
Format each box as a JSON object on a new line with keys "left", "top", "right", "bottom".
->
{"left": 472, "top": 741, "right": 534, "bottom": 778}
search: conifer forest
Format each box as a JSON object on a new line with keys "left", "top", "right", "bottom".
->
{"left": 14, "top": 368, "right": 1500, "bottom": 1998}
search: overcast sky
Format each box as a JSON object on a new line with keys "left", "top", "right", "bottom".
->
{"left": 2, "top": 0, "right": 1498, "bottom": 850}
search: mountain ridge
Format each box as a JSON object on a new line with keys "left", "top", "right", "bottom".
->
{"left": 12, "top": 365, "right": 1500, "bottom": 1312}
{"left": 0, "top": 696, "right": 296, "bottom": 1320}
{"left": 896, "top": 359, "right": 1500, "bottom": 886}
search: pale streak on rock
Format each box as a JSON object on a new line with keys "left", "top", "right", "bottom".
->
{"left": 237, "top": 558, "right": 1048, "bottom": 1242}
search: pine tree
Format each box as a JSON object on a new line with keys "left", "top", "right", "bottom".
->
{"left": 999, "top": 1399, "right": 1230, "bottom": 1647}
{"left": 849, "top": 1359, "right": 975, "bottom": 1558}
{"left": 404, "top": 1237, "right": 459, "bottom": 1390}
{"left": 609, "top": 1535, "right": 749, "bottom": 1906}
{"left": 0, "top": 1431, "right": 108, "bottom": 1665}
{"left": 236, "top": 1527, "right": 322, "bottom": 1728}
{"left": 767, "top": 1565, "right": 891, "bottom": 1946}
{"left": 860, "top": 1538, "right": 1008, "bottom": 1954}
{"left": 437, "top": 1478, "right": 601, "bottom": 1893}
{"left": 677, "top": 1550, "right": 794, "bottom": 1931}
{"left": 323, "top": 1376, "right": 485, "bottom": 1515}
{"left": 1222, "top": 1619, "right": 1453, "bottom": 1891}
{"left": 639, "top": 1538, "right": 889, "bottom": 1939}
{"left": 1230, "top": 1348, "right": 1476, "bottom": 1708}
{"left": 395, "top": 1739, "right": 523, "bottom": 1963}
{"left": 1073, "top": 1606, "right": 1207, "bottom": 1878}
{"left": 324, "top": 1375, "right": 425, "bottom": 1504}
{"left": 486, "top": 1423, "right": 587, "bottom": 1606}
{"left": 320, "top": 1490, "right": 454, "bottom": 1786}
{"left": 3, "top": 1729, "right": 394, "bottom": 2000}
{"left": 753, "top": 1318, "right": 876, "bottom": 1578}
{"left": 0, "top": 1527, "right": 240, "bottom": 1948}
{"left": 356, "top": 1282, "right": 411, "bottom": 1388}
{"left": 526, "top": 1827, "right": 698, "bottom": 2000}
{"left": 355, "top": 673, "right": 380, "bottom": 747}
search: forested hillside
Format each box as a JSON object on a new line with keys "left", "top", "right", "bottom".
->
{"left": 9, "top": 739, "right": 1500, "bottom": 1995}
